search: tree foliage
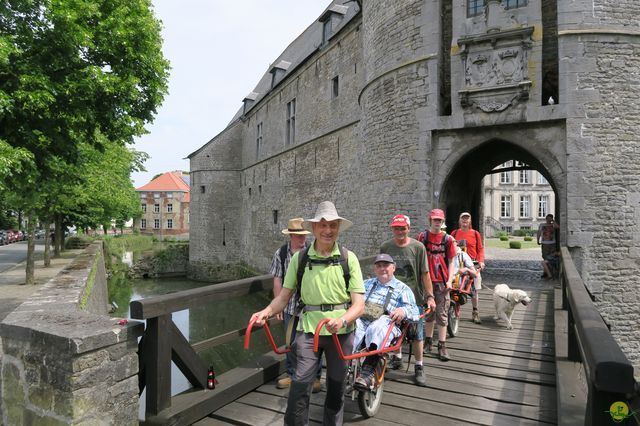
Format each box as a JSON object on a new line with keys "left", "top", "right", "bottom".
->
{"left": 0, "top": 0, "right": 170, "bottom": 280}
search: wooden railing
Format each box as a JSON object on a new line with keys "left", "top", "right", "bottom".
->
{"left": 560, "top": 247, "right": 638, "bottom": 425}
{"left": 130, "top": 274, "right": 284, "bottom": 426}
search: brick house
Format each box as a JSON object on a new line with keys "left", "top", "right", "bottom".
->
{"left": 135, "top": 171, "right": 190, "bottom": 239}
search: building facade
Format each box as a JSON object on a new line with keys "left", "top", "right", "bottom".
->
{"left": 135, "top": 171, "right": 190, "bottom": 239}
{"left": 482, "top": 161, "right": 556, "bottom": 236}
{"left": 189, "top": 0, "right": 640, "bottom": 369}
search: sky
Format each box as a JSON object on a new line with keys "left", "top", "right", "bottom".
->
{"left": 131, "top": 1, "right": 333, "bottom": 188}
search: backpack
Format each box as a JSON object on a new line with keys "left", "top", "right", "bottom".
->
{"left": 420, "top": 231, "right": 452, "bottom": 283}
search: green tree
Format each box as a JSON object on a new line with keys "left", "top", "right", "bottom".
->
{"left": 0, "top": 0, "right": 169, "bottom": 283}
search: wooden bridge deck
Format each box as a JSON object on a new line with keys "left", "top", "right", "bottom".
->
{"left": 198, "top": 280, "right": 557, "bottom": 425}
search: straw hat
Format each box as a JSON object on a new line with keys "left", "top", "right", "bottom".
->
{"left": 281, "top": 218, "right": 310, "bottom": 235}
{"left": 304, "top": 201, "right": 353, "bottom": 232}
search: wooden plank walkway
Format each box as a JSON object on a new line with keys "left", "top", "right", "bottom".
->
{"left": 199, "top": 279, "right": 557, "bottom": 425}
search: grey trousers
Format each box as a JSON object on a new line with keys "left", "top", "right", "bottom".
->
{"left": 284, "top": 331, "right": 354, "bottom": 426}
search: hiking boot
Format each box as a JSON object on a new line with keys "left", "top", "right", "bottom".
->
{"left": 437, "top": 341, "right": 450, "bottom": 362}
{"left": 472, "top": 309, "right": 482, "bottom": 324}
{"left": 312, "top": 378, "right": 322, "bottom": 393}
{"left": 354, "top": 365, "right": 374, "bottom": 390}
{"left": 423, "top": 337, "right": 433, "bottom": 354}
{"left": 276, "top": 376, "right": 292, "bottom": 389}
{"left": 388, "top": 355, "right": 403, "bottom": 370}
{"left": 413, "top": 365, "right": 427, "bottom": 387}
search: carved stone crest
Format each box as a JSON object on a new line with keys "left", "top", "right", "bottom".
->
{"left": 458, "top": 27, "right": 534, "bottom": 113}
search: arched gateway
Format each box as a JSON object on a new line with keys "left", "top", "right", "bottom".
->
{"left": 189, "top": 1, "right": 640, "bottom": 374}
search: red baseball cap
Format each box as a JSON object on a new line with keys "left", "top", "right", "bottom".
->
{"left": 389, "top": 214, "right": 410, "bottom": 227}
{"left": 429, "top": 208, "right": 445, "bottom": 220}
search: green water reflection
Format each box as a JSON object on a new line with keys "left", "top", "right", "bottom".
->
{"left": 108, "top": 270, "right": 284, "bottom": 396}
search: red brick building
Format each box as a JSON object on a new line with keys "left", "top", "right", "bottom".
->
{"left": 135, "top": 171, "right": 190, "bottom": 239}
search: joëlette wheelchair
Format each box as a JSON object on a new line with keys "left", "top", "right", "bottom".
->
{"left": 244, "top": 309, "right": 430, "bottom": 418}
{"left": 447, "top": 262, "right": 479, "bottom": 337}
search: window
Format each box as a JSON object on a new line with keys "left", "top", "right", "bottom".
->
{"left": 501, "top": 225, "right": 513, "bottom": 234}
{"left": 538, "top": 195, "right": 549, "bottom": 218}
{"left": 468, "top": 0, "right": 485, "bottom": 16}
{"left": 322, "top": 20, "right": 332, "bottom": 45}
{"left": 153, "top": 192, "right": 160, "bottom": 198}
{"left": 153, "top": 219, "right": 160, "bottom": 229}
{"left": 167, "top": 219, "right": 173, "bottom": 229}
{"left": 154, "top": 204, "right": 160, "bottom": 213}
{"left": 538, "top": 174, "right": 548, "bottom": 185}
{"left": 504, "top": 0, "right": 527, "bottom": 9}
{"left": 332, "top": 76, "right": 339, "bottom": 98}
{"left": 167, "top": 193, "right": 173, "bottom": 198}
{"left": 200, "top": 185, "right": 205, "bottom": 193}
{"left": 273, "top": 210, "right": 278, "bottom": 225}
{"left": 141, "top": 204, "right": 147, "bottom": 213}
{"left": 256, "top": 122, "right": 263, "bottom": 159}
{"left": 519, "top": 195, "right": 531, "bottom": 218}
{"left": 140, "top": 193, "right": 146, "bottom": 199}
{"left": 501, "top": 195, "right": 512, "bottom": 218}
{"left": 500, "top": 170, "right": 512, "bottom": 184}
{"left": 141, "top": 219, "right": 146, "bottom": 229}
{"left": 519, "top": 169, "right": 531, "bottom": 184}
{"left": 286, "top": 98, "right": 296, "bottom": 145}
{"left": 167, "top": 203, "right": 173, "bottom": 213}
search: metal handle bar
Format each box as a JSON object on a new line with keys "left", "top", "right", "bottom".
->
{"left": 243, "top": 315, "right": 291, "bottom": 354}
{"left": 312, "top": 308, "right": 432, "bottom": 361}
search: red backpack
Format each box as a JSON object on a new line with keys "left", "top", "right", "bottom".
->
{"left": 418, "top": 231, "right": 452, "bottom": 283}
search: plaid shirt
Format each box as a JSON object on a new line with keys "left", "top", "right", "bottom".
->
{"left": 363, "top": 276, "right": 420, "bottom": 321}
{"left": 269, "top": 242, "right": 307, "bottom": 315}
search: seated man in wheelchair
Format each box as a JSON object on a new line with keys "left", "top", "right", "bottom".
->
{"left": 353, "top": 253, "right": 420, "bottom": 389}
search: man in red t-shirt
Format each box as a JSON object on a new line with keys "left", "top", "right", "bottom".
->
{"left": 451, "top": 212, "right": 485, "bottom": 324}
{"left": 417, "top": 209, "right": 456, "bottom": 361}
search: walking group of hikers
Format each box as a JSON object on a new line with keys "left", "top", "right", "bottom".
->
{"left": 250, "top": 201, "right": 486, "bottom": 425}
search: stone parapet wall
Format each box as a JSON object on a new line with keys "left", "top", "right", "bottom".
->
{"left": 0, "top": 242, "right": 143, "bottom": 425}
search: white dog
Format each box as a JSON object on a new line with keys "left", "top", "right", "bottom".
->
{"left": 492, "top": 284, "right": 532, "bottom": 330}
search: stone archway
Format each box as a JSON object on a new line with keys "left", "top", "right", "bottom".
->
{"left": 432, "top": 134, "right": 564, "bottom": 235}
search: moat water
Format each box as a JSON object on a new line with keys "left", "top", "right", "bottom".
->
{"left": 107, "top": 253, "right": 283, "bottom": 402}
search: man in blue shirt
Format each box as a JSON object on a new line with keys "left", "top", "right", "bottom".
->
{"left": 353, "top": 253, "right": 420, "bottom": 389}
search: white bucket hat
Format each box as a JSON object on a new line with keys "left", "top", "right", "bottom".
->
{"left": 304, "top": 201, "right": 353, "bottom": 232}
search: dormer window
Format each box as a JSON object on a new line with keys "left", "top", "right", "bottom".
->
{"left": 270, "top": 60, "right": 291, "bottom": 89}
{"left": 319, "top": 5, "right": 348, "bottom": 45}
{"left": 243, "top": 92, "right": 258, "bottom": 115}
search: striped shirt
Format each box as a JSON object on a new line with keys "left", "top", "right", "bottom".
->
{"left": 362, "top": 276, "right": 420, "bottom": 321}
{"left": 269, "top": 242, "right": 307, "bottom": 315}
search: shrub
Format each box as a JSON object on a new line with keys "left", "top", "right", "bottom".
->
{"left": 497, "top": 231, "right": 508, "bottom": 238}
{"left": 509, "top": 241, "right": 522, "bottom": 249}
{"left": 499, "top": 236, "right": 509, "bottom": 241}
{"left": 524, "top": 236, "right": 533, "bottom": 241}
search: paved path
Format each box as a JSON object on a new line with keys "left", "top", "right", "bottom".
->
{"left": 0, "top": 248, "right": 83, "bottom": 322}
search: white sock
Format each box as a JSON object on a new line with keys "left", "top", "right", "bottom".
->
{"left": 415, "top": 361, "right": 423, "bottom": 366}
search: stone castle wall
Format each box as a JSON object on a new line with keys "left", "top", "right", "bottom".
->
{"left": 189, "top": 0, "right": 640, "bottom": 373}
{"left": 559, "top": 1, "right": 640, "bottom": 368}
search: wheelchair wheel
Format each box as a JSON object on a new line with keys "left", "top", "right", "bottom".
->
{"left": 357, "top": 381, "right": 384, "bottom": 418}
{"left": 447, "top": 303, "right": 459, "bottom": 337}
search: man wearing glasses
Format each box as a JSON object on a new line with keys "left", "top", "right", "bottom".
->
{"left": 417, "top": 209, "right": 456, "bottom": 361}
{"left": 380, "top": 214, "right": 436, "bottom": 386}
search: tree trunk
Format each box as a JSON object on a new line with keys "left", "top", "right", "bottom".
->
{"left": 25, "top": 214, "right": 36, "bottom": 285}
{"left": 43, "top": 219, "right": 51, "bottom": 267}
{"left": 54, "top": 214, "right": 62, "bottom": 257}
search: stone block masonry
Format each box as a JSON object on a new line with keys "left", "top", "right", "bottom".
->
{"left": 0, "top": 242, "right": 143, "bottom": 425}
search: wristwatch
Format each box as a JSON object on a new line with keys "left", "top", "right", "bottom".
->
{"left": 341, "top": 318, "right": 348, "bottom": 328}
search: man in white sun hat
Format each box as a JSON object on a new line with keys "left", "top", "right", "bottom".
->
{"left": 251, "top": 201, "right": 365, "bottom": 425}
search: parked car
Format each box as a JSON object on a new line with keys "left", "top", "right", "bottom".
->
{"left": 6, "top": 230, "right": 17, "bottom": 243}
{"left": 35, "top": 229, "right": 45, "bottom": 239}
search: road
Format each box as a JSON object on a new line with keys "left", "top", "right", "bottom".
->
{"left": 0, "top": 240, "right": 46, "bottom": 273}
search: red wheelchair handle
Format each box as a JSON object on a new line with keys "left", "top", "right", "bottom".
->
{"left": 244, "top": 315, "right": 291, "bottom": 354}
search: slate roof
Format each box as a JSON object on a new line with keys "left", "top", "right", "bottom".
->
{"left": 188, "top": 1, "right": 360, "bottom": 159}
{"left": 137, "top": 171, "right": 190, "bottom": 192}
